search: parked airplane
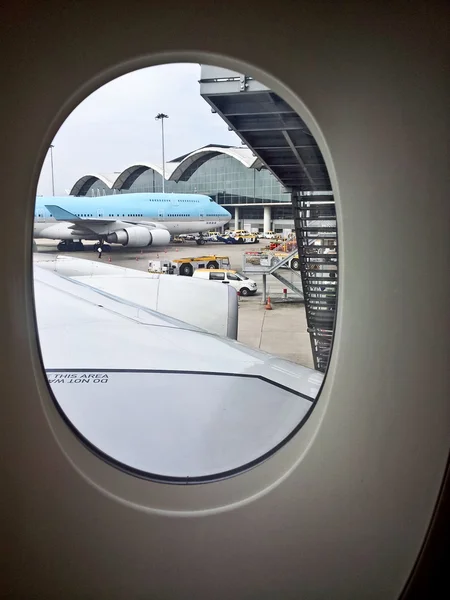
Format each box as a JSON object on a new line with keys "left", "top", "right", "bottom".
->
{"left": 33, "top": 192, "right": 231, "bottom": 251}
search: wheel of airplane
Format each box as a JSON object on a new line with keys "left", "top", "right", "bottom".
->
{"left": 206, "top": 261, "right": 219, "bottom": 269}
{"left": 179, "top": 263, "right": 193, "bottom": 277}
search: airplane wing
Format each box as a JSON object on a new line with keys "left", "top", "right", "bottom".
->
{"left": 44, "top": 204, "right": 112, "bottom": 227}
{"left": 34, "top": 266, "right": 323, "bottom": 481}
{"left": 34, "top": 255, "right": 238, "bottom": 339}
{"left": 44, "top": 204, "right": 165, "bottom": 236}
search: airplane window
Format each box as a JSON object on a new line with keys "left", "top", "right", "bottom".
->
{"left": 33, "top": 62, "right": 336, "bottom": 482}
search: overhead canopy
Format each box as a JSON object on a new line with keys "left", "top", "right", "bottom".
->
{"left": 200, "top": 66, "right": 331, "bottom": 192}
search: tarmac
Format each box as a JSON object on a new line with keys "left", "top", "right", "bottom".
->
{"left": 34, "top": 239, "right": 314, "bottom": 368}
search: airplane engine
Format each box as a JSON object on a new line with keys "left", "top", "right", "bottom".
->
{"left": 106, "top": 226, "right": 170, "bottom": 247}
{"left": 148, "top": 228, "right": 171, "bottom": 246}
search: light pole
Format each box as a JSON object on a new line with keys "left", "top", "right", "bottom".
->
{"left": 49, "top": 144, "right": 55, "bottom": 196}
{"left": 155, "top": 113, "right": 168, "bottom": 192}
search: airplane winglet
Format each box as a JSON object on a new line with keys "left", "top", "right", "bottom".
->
{"left": 45, "top": 205, "right": 81, "bottom": 221}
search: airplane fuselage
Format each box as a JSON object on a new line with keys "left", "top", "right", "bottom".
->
{"left": 33, "top": 193, "right": 231, "bottom": 241}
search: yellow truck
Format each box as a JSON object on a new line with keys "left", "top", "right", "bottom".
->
{"left": 148, "top": 255, "right": 231, "bottom": 277}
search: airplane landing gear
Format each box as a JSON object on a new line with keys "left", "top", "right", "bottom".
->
{"left": 93, "top": 243, "right": 111, "bottom": 252}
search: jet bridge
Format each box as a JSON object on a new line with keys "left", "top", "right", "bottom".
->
{"left": 200, "top": 66, "right": 337, "bottom": 372}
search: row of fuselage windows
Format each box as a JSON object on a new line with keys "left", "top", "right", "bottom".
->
{"left": 106, "top": 214, "right": 191, "bottom": 218}
{"left": 37, "top": 212, "right": 201, "bottom": 218}
{"left": 147, "top": 199, "right": 201, "bottom": 203}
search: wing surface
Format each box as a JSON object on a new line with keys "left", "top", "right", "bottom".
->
{"left": 34, "top": 266, "right": 323, "bottom": 480}
{"left": 44, "top": 204, "right": 164, "bottom": 235}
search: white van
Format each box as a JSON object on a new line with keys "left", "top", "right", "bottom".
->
{"left": 193, "top": 269, "right": 258, "bottom": 296}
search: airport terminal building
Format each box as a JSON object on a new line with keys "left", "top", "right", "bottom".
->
{"left": 69, "top": 145, "right": 295, "bottom": 234}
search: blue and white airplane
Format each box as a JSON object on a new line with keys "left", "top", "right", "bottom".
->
{"left": 34, "top": 193, "right": 231, "bottom": 251}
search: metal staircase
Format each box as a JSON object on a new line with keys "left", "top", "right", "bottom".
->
{"left": 292, "top": 193, "right": 338, "bottom": 372}
{"left": 270, "top": 270, "right": 304, "bottom": 298}
{"left": 268, "top": 249, "right": 304, "bottom": 298}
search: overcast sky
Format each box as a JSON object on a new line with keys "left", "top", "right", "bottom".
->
{"left": 37, "top": 64, "right": 241, "bottom": 196}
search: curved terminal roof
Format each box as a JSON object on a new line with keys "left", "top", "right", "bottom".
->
{"left": 169, "top": 146, "right": 261, "bottom": 182}
{"left": 111, "top": 162, "right": 166, "bottom": 191}
{"left": 70, "top": 172, "right": 120, "bottom": 196}
{"left": 69, "top": 145, "right": 262, "bottom": 196}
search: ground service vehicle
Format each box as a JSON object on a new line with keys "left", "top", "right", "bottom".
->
{"left": 205, "top": 231, "right": 222, "bottom": 240}
{"left": 276, "top": 248, "right": 337, "bottom": 272}
{"left": 231, "top": 229, "right": 251, "bottom": 236}
{"left": 193, "top": 269, "right": 258, "bottom": 296}
{"left": 149, "top": 255, "right": 231, "bottom": 277}
{"left": 219, "top": 233, "right": 259, "bottom": 244}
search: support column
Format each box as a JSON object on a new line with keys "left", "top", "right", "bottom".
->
{"left": 234, "top": 206, "right": 240, "bottom": 230}
{"left": 263, "top": 205, "right": 271, "bottom": 234}
{"left": 262, "top": 274, "right": 267, "bottom": 305}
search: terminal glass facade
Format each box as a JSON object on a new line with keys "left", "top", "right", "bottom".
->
{"left": 79, "top": 150, "right": 294, "bottom": 231}
{"left": 84, "top": 154, "right": 288, "bottom": 204}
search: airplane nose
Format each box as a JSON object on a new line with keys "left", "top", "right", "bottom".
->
{"left": 222, "top": 207, "right": 231, "bottom": 221}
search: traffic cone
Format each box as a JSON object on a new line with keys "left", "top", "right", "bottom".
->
{"left": 265, "top": 296, "right": 273, "bottom": 310}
